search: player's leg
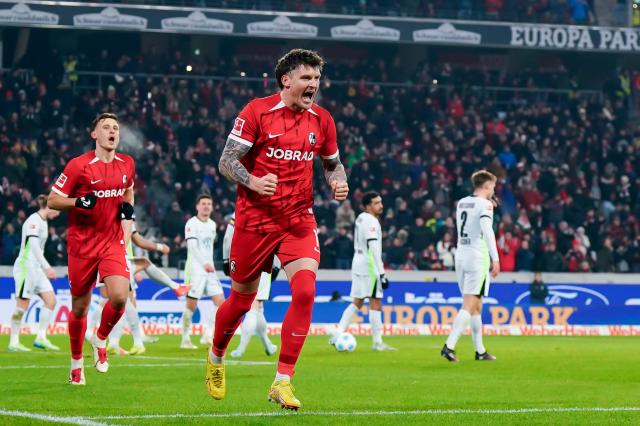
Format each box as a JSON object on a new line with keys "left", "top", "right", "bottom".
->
{"left": 268, "top": 257, "right": 317, "bottom": 410}
{"left": 86, "top": 285, "right": 107, "bottom": 342}
{"left": 9, "top": 297, "right": 30, "bottom": 352}
{"left": 124, "top": 290, "right": 146, "bottom": 354}
{"left": 255, "top": 301, "right": 277, "bottom": 355}
{"left": 181, "top": 296, "right": 199, "bottom": 349}
{"left": 138, "top": 258, "right": 190, "bottom": 296}
{"left": 33, "top": 290, "right": 60, "bottom": 350}
{"left": 231, "top": 299, "right": 259, "bottom": 358}
{"left": 69, "top": 291, "right": 92, "bottom": 385}
{"left": 206, "top": 228, "right": 274, "bottom": 400}
{"left": 442, "top": 268, "right": 474, "bottom": 362}
{"left": 471, "top": 287, "right": 495, "bottom": 360}
{"left": 91, "top": 271, "right": 129, "bottom": 373}
{"left": 67, "top": 255, "right": 101, "bottom": 385}
{"left": 202, "top": 292, "right": 224, "bottom": 346}
{"left": 370, "top": 297, "right": 396, "bottom": 351}
{"left": 331, "top": 297, "right": 363, "bottom": 345}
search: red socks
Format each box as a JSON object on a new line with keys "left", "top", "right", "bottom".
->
{"left": 97, "top": 301, "right": 125, "bottom": 341}
{"left": 212, "top": 289, "right": 257, "bottom": 357}
{"left": 68, "top": 311, "right": 87, "bottom": 360}
{"left": 278, "top": 270, "right": 316, "bottom": 377}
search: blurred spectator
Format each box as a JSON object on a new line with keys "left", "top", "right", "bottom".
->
{"left": 516, "top": 239, "right": 535, "bottom": 271}
{"left": 529, "top": 272, "right": 548, "bottom": 304}
{"left": 330, "top": 227, "right": 354, "bottom": 270}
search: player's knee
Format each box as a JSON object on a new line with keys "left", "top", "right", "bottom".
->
{"left": 11, "top": 308, "right": 25, "bottom": 322}
{"left": 292, "top": 281, "right": 315, "bottom": 306}
{"left": 110, "top": 295, "right": 128, "bottom": 309}
{"left": 45, "top": 300, "right": 57, "bottom": 310}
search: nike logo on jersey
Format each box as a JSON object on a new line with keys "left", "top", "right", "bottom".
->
{"left": 91, "top": 179, "right": 102, "bottom": 184}
{"left": 268, "top": 132, "right": 284, "bottom": 138}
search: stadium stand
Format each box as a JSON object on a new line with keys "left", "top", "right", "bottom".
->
{"left": 93, "top": 0, "right": 598, "bottom": 24}
{"left": 1, "top": 42, "right": 638, "bottom": 272}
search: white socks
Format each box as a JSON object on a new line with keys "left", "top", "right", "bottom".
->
{"left": 470, "top": 315, "right": 486, "bottom": 354}
{"left": 37, "top": 307, "right": 53, "bottom": 341}
{"left": 369, "top": 309, "right": 383, "bottom": 345}
{"left": 181, "top": 309, "right": 193, "bottom": 341}
{"left": 209, "top": 350, "right": 224, "bottom": 364}
{"left": 446, "top": 309, "right": 471, "bottom": 350}
{"left": 336, "top": 303, "right": 359, "bottom": 335}
{"left": 86, "top": 300, "right": 105, "bottom": 341}
{"left": 236, "top": 309, "right": 258, "bottom": 354}
{"left": 145, "top": 264, "right": 179, "bottom": 290}
{"left": 109, "top": 316, "right": 125, "bottom": 347}
{"left": 255, "top": 306, "right": 274, "bottom": 350}
{"left": 275, "top": 372, "right": 290, "bottom": 382}
{"left": 10, "top": 307, "right": 25, "bottom": 346}
{"left": 125, "top": 300, "right": 143, "bottom": 347}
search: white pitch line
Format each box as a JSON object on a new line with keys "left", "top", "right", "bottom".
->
{"left": 92, "top": 406, "right": 640, "bottom": 420}
{"left": 0, "top": 409, "right": 111, "bottom": 426}
{"left": 0, "top": 363, "right": 201, "bottom": 370}
{"left": 134, "top": 355, "right": 275, "bottom": 365}
{"left": 0, "top": 358, "right": 274, "bottom": 370}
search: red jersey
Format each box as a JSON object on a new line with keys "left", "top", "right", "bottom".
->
{"left": 52, "top": 150, "right": 135, "bottom": 258}
{"left": 228, "top": 93, "right": 339, "bottom": 233}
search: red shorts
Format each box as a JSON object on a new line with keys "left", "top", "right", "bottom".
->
{"left": 68, "top": 247, "right": 129, "bottom": 296}
{"left": 229, "top": 220, "right": 320, "bottom": 283}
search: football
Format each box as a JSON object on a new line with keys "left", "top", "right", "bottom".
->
{"left": 334, "top": 332, "right": 357, "bottom": 352}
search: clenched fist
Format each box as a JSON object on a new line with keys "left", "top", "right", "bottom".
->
{"left": 331, "top": 180, "right": 349, "bottom": 201}
{"left": 249, "top": 173, "right": 278, "bottom": 196}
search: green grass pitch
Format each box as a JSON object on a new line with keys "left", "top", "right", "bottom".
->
{"left": 0, "top": 334, "right": 639, "bottom": 425}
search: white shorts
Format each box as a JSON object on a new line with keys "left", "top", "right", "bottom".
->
{"left": 455, "top": 268, "right": 490, "bottom": 297}
{"left": 13, "top": 265, "right": 53, "bottom": 299}
{"left": 256, "top": 271, "right": 272, "bottom": 301}
{"left": 350, "top": 272, "right": 383, "bottom": 299}
{"left": 187, "top": 273, "right": 223, "bottom": 299}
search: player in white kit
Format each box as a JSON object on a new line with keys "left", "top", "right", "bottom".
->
{"left": 9, "top": 195, "right": 61, "bottom": 352}
{"left": 331, "top": 192, "right": 395, "bottom": 351}
{"left": 442, "top": 170, "right": 500, "bottom": 362}
{"left": 222, "top": 213, "right": 278, "bottom": 358}
{"left": 180, "top": 194, "right": 225, "bottom": 349}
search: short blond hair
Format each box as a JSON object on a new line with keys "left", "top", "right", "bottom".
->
{"left": 471, "top": 170, "right": 497, "bottom": 189}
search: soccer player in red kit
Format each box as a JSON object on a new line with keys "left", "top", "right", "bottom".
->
{"left": 48, "top": 113, "right": 136, "bottom": 385}
{"left": 206, "top": 49, "right": 349, "bottom": 410}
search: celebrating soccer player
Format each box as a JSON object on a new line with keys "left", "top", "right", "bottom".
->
{"left": 206, "top": 48, "right": 349, "bottom": 410}
{"left": 48, "top": 113, "right": 136, "bottom": 385}
{"left": 9, "top": 195, "right": 61, "bottom": 352}
{"left": 441, "top": 170, "right": 500, "bottom": 362}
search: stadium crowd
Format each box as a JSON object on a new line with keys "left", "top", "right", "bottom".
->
{"left": 101, "top": 0, "right": 598, "bottom": 24}
{"left": 1, "top": 49, "right": 639, "bottom": 273}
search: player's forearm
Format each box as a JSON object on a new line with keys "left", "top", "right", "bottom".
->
{"left": 367, "top": 239, "right": 385, "bottom": 275}
{"left": 322, "top": 157, "right": 347, "bottom": 186}
{"left": 219, "top": 138, "right": 252, "bottom": 187}
{"left": 480, "top": 217, "right": 500, "bottom": 262}
{"left": 47, "top": 192, "right": 76, "bottom": 211}
{"left": 132, "top": 232, "right": 158, "bottom": 252}
{"left": 29, "top": 237, "right": 51, "bottom": 270}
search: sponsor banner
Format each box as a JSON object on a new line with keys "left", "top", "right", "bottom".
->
{"left": 0, "top": 1, "right": 639, "bottom": 51}
{"left": 1, "top": 275, "right": 639, "bottom": 334}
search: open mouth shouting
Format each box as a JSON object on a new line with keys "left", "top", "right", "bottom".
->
{"left": 301, "top": 89, "right": 315, "bottom": 106}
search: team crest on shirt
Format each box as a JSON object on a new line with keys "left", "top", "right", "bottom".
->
{"left": 230, "top": 260, "right": 236, "bottom": 273}
{"left": 308, "top": 132, "right": 316, "bottom": 146}
{"left": 123, "top": 175, "right": 127, "bottom": 184}
{"left": 231, "top": 117, "right": 245, "bottom": 136}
